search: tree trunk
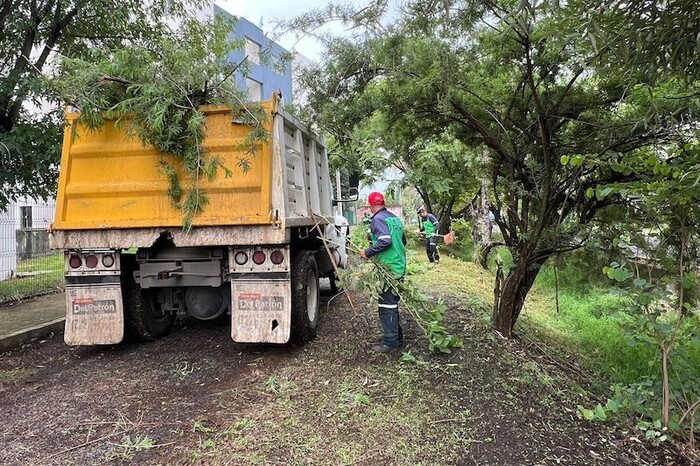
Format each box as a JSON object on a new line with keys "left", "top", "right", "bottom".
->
{"left": 662, "top": 346, "right": 670, "bottom": 427}
{"left": 472, "top": 149, "right": 492, "bottom": 261}
{"left": 492, "top": 255, "right": 547, "bottom": 337}
{"left": 470, "top": 182, "right": 491, "bottom": 258}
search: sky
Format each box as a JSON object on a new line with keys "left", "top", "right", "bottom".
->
{"left": 215, "top": 0, "right": 340, "bottom": 61}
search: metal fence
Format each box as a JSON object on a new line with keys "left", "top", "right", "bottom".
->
{"left": 0, "top": 201, "right": 63, "bottom": 304}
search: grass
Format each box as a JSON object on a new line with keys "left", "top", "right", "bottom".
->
{"left": 415, "top": 251, "right": 667, "bottom": 386}
{"left": 523, "top": 279, "right": 658, "bottom": 384}
{"left": 0, "top": 253, "right": 63, "bottom": 303}
{"left": 187, "top": 357, "right": 475, "bottom": 465}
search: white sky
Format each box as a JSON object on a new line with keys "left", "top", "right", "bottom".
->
{"left": 216, "top": 0, "right": 341, "bottom": 61}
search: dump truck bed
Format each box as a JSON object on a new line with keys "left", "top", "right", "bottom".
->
{"left": 51, "top": 97, "right": 334, "bottom": 248}
{"left": 53, "top": 104, "right": 276, "bottom": 230}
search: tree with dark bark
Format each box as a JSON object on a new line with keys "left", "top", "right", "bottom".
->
{"left": 289, "top": 0, "right": 700, "bottom": 337}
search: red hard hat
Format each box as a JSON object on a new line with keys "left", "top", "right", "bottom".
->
{"left": 368, "top": 191, "right": 385, "bottom": 206}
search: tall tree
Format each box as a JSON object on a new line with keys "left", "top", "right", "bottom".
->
{"left": 0, "top": 0, "right": 206, "bottom": 209}
{"left": 292, "top": 0, "right": 700, "bottom": 337}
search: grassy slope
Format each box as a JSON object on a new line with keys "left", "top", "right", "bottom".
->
{"left": 415, "top": 253, "right": 656, "bottom": 386}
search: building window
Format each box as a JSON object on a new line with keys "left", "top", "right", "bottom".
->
{"left": 244, "top": 38, "right": 261, "bottom": 65}
{"left": 246, "top": 78, "right": 262, "bottom": 101}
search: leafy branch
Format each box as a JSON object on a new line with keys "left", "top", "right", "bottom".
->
{"left": 343, "top": 237, "right": 463, "bottom": 354}
{"left": 50, "top": 15, "right": 269, "bottom": 232}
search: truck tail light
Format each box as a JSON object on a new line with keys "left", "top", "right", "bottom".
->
{"left": 234, "top": 251, "right": 248, "bottom": 265}
{"left": 102, "top": 255, "right": 115, "bottom": 267}
{"left": 252, "top": 251, "right": 266, "bottom": 265}
{"left": 69, "top": 255, "right": 82, "bottom": 268}
{"left": 270, "top": 250, "right": 284, "bottom": 265}
{"left": 85, "top": 255, "right": 99, "bottom": 268}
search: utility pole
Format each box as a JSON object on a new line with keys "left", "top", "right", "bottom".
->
{"left": 335, "top": 168, "right": 343, "bottom": 217}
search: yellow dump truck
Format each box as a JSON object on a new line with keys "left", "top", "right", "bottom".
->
{"left": 50, "top": 95, "right": 352, "bottom": 346}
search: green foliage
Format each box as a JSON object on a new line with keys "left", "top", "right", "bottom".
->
{"left": 50, "top": 15, "right": 268, "bottom": 231}
{"left": 0, "top": 0, "right": 210, "bottom": 210}
{"left": 346, "top": 250, "right": 463, "bottom": 354}
{"left": 293, "top": 0, "right": 700, "bottom": 338}
{"left": 593, "top": 259, "right": 700, "bottom": 436}
{"left": 579, "top": 0, "right": 700, "bottom": 80}
{"left": 431, "top": 218, "right": 473, "bottom": 262}
{"left": 0, "top": 113, "right": 62, "bottom": 208}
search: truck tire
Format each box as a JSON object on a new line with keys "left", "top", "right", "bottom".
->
{"left": 291, "top": 250, "right": 320, "bottom": 342}
{"left": 121, "top": 254, "right": 175, "bottom": 341}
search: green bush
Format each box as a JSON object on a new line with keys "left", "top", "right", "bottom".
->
{"left": 438, "top": 219, "right": 473, "bottom": 261}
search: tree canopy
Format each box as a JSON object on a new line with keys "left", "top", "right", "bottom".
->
{"left": 292, "top": 0, "right": 700, "bottom": 337}
{"left": 0, "top": 0, "right": 208, "bottom": 209}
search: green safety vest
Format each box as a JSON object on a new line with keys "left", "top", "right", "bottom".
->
{"left": 423, "top": 219, "right": 436, "bottom": 235}
{"left": 370, "top": 215, "right": 406, "bottom": 277}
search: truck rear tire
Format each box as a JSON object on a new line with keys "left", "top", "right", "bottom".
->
{"left": 291, "top": 251, "right": 320, "bottom": 342}
{"left": 121, "top": 254, "right": 176, "bottom": 341}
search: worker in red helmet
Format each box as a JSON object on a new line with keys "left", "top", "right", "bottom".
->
{"left": 359, "top": 191, "right": 407, "bottom": 352}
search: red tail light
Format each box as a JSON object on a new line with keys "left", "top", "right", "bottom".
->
{"left": 85, "top": 255, "right": 99, "bottom": 268}
{"left": 69, "top": 255, "right": 82, "bottom": 268}
{"left": 270, "top": 250, "right": 284, "bottom": 265}
{"left": 252, "top": 251, "right": 266, "bottom": 265}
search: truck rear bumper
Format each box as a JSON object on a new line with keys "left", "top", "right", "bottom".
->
{"left": 49, "top": 226, "right": 288, "bottom": 249}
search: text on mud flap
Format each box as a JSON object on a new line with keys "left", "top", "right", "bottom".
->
{"left": 237, "top": 293, "right": 284, "bottom": 311}
{"left": 72, "top": 298, "right": 117, "bottom": 315}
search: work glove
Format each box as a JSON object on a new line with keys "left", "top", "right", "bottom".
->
{"left": 430, "top": 233, "right": 436, "bottom": 238}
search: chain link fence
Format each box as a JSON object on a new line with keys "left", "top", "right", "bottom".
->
{"left": 0, "top": 201, "right": 63, "bottom": 304}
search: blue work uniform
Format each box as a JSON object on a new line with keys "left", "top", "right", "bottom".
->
{"left": 364, "top": 207, "right": 406, "bottom": 347}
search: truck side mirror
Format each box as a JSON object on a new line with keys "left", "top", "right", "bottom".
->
{"left": 349, "top": 172, "right": 360, "bottom": 189}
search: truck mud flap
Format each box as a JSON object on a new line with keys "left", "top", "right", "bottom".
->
{"left": 231, "top": 280, "right": 291, "bottom": 344}
{"left": 64, "top": 284, "right": 124, "bottom": 345}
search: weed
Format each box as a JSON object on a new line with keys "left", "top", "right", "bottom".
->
{"left": 174, "top": 360, "right": 195, "bottom": 378}
{"left": 637, "top": 419, "right": 670, "bottom": 445}
{"left": 198, "top": 438, "right": 216, "bottom": 449}
{"left": 222, "top": 418, "right": 255, "bottom": 435}
{"left": 0, "top": 368, "right": 31, "bottom": 382}
{"left": 399, "top": 351, "right": 419, "bottom": 364}
{"left": 192, "top": 419, "right": 213, "bottom": 434}
{"left": 108, "top": 435, "right": 155, "bottom": 461}
{"left": 264, "top": 374, "right": 296, "bottom": 394}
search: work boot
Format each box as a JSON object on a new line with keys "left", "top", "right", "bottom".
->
{"left": 372, "top": 344, "right": 398, "bottom": 353}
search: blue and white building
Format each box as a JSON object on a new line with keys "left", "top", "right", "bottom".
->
{"left": 215, "top": 6, "right": 294, "bottom": 103}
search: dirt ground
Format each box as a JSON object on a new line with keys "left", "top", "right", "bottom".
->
{"left": 0, "top": 287, "right": 690, "bottom": 466}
